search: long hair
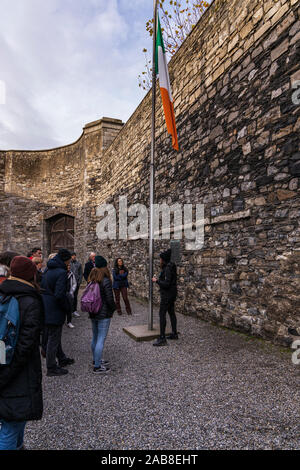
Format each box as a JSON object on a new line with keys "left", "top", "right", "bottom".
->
{"left": 0, "top": 251, "right": 19, "bottom": 268}
{"left": 88, "top": 267, "right": 111, "bottom": 284}
{"left": 114, "top": 258, "right": 127, "bottom": 274}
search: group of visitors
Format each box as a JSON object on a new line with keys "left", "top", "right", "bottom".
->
{"left": 0, "top": 246, "right": 178, "bottom": 449}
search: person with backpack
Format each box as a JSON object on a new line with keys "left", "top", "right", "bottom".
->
{"left": 41, "top": 249, "right": 74, "bottom": 377}
{"left": 0, "top": 256, "right": 44, "bottom": 450}
{"left": 112, "top": 258, "right": 132, "bottom": 315}
{"left": 152, "top": 248, "right": 178, "bottom": 346}
{"left": 83, "top": 256, "right": 115, "bottom": 374}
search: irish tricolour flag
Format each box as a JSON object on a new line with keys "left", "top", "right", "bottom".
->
{"left": 156, "top": 14, "right": 179, "bottom": 151}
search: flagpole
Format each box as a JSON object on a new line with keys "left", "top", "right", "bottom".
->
{"left": 149, "top": 0, "right": 158, "bottom": 331}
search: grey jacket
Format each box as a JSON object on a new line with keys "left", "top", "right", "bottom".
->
{"left": 70, "top": 260, "right": 83, "bottom": 286}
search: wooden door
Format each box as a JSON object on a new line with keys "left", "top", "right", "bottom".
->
{"left": 50, "top": 215, "right": 74, "bottom": 253}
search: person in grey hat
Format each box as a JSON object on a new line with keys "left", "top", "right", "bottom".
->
{"left": 152, "top": 248, "right": 178, "bottom": 346}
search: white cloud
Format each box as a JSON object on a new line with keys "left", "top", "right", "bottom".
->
{"left": 0, "top": 0, "right": 152, "bottom": 150}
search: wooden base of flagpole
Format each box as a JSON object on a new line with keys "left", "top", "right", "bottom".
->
{"left": 123, "top": 324, "right": 171, "bottom": 342}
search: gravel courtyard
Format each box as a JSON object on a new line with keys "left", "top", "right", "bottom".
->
{"left": 26, "top": 297, "right": 299, "bottom": 450}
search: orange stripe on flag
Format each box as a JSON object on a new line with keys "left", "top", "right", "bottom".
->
{"left": 160, "top": 87, "right": 179, "bottom": 151}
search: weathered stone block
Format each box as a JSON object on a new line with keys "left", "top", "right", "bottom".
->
{"left": 276, "top": 189, "right": 297, "bottom": 200}
{"left": 271, "top": 39, "right": 289, "bottom": 62}
{"left": 289, "top": 161, "right": 300, "bottom": 176}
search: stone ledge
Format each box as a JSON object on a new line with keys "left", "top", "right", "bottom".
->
{"left": 123, "top": 324, "right": 171, "bottom": 342}
{"left": 128, "top": 210, "right": 251, "bottom": 240}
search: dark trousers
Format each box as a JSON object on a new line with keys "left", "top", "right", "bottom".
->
{"left": 46, "top": 325, "right": 67, "bottom": 370}
{"left": 41, "top": 327, "right": 47, "bottom": 353}
{"left": 159, "top": 297, "right": 177, "bottom": 338}
{"left": 114, "top": 287, "right": 132, "bottom": 314}
{"left": 73, "top": 286, "right": 80, "bottom": 312}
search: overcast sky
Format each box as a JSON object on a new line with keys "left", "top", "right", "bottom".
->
{"left": 0, "top": 0, "right": 154, "bottom": 150}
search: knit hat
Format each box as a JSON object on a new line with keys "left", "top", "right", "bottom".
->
{"left": 95, "top": 255, "right": 108, "bottom": 268}
{"left": 10, "top": 256, "right": 37, "bottom": 282}
{"left": 160, "top": 249, "right": 172, "bottom": 263}
{"left": 57, "top": 249, "right": 72, "bottom": 262}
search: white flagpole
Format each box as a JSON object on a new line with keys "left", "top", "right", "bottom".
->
{"left": 149, "top": 0, "right": 158, "bottom": 331}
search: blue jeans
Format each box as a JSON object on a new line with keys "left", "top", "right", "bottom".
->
{"left": 91, "top": 318, "right": 111, "bottom": 368}
{"left": 0, "top": 420, "right": 26, "bottom": 450}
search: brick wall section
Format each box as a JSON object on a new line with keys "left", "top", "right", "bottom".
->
{"left": 0, "top": 0, "right": 299, "bottom": 345}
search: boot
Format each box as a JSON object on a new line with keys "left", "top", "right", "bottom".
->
{"left": 166, "top": 332, "right": 179, "bottom": 340}
{"left": 47, "top": 366, "right": 69, "bottom": 377}
{"left": 153, "top": 336, "right": 167, "bottom": 346}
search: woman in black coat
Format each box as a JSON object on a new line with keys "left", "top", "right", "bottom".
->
{"left": 88, "top": 256, "right": 115, "bottom": 374}
{"left": 0, "top": 256, "right": 44, "bottom": 450}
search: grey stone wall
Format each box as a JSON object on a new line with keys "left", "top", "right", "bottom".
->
{"left": 0, "top": 0, "right": 299, "bottom": 345}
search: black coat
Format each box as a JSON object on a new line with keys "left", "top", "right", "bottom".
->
{"left": 0, "top": 279, "right": 44, "bottom": 422}
{"left": 41, "top": 256, "right": 70, "bottom": 325}
{"left": 157, "top": 262, "right": 177, "bottom": 300}
{"left": 89, "top": 277, "right": 116, "bottom": 320}
{"left": 84, "top": 260, "right": 95, "bottom": 282}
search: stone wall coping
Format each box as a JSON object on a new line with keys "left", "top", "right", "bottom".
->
{"left": 83, "top": 117, "right": 123, "bottom": 129}
{"left": 0, "top": 117, "right": 124, "bottom": 153}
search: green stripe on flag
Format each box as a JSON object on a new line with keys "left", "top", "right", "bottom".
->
{"left": 155, "top": 14, "right": 165, "bottom": 76}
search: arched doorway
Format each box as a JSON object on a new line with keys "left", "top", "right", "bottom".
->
{"left": 47, "top": 214, "right": 75, "bottom": 253}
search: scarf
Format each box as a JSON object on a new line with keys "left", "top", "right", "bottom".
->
{"left": 8, "top": 276, "right": 35, "bottom": 288}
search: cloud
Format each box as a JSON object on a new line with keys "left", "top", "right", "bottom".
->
{"left": 0, "top": 0, "right": 152, "bottom": 150}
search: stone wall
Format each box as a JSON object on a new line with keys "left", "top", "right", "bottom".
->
{"left": 0, "top": 0, "right": 299, "bottom": 345}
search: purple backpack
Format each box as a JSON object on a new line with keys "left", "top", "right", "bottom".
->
{"left": 80, "top": 282, "right": 102, "bottom": 315}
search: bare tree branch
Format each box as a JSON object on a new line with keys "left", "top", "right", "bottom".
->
{"left": 138, "top": 1, "right": 209, "bottom": 90}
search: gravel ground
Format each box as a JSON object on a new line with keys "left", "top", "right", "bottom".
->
{"left": 25, "top": 296, "right": 299, "bottom": 450}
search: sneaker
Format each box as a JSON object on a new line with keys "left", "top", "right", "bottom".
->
{"left": 92, "top": 359, "right": 109, "bottom": 366}
{"left": 67, "top": 323, "right": 75, "bottom": 328}
{"left": 93, "top": 365, "right": 110, "bottom": 373}
{"left": 47, "top": 367, "right": 69, "bottom": 377}
{"left": 153, "top": 337, "right": 167, "bottom": 347}
{"left": 59, "top": 358, "right": 75, "bottom": 367}
{"left": 73, "top": 311, "right": 80, "bottom": 317}
{"left": 166, "top": 333, "right": 179, "bottom": 340}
